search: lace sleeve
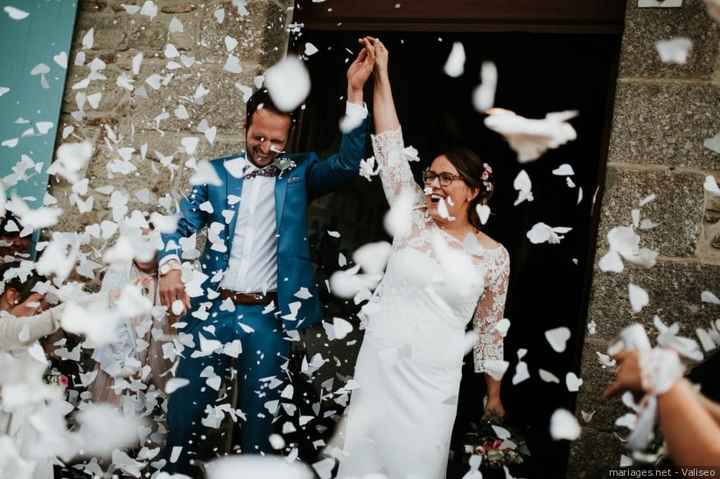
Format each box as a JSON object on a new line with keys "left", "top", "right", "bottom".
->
{"left": 473, "top": 247, "right": 510, "bottom": 374}
{"left": 371, "top": 128, "right": 424, "bottom": 205}
{"left": 0, "top": 310, "right": 58, "bottom": 351}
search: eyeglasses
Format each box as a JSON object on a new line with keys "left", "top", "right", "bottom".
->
{"left": 422, "top": 169, "right": 463, "bottom": 187}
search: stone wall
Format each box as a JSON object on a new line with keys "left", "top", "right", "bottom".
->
{"left": 49, "top": 0, "right": 720, "bottom": 475}
{"left": 49, "top": 0, "right": 293, "bottom": 280}
{"left": 569, "top": 0, "right": 720, "bottom": 475}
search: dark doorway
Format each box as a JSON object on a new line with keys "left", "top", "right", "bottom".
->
{"left": 290, "top": 29, "right": 621, "bottom": 479}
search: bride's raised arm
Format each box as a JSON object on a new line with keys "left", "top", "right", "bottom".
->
{"left": 368, "top": 38, "right": 424, "bottom": 204}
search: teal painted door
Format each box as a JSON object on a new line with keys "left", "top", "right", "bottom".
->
{"left": 0, "top": 0, "right": 78, "bottom": 206}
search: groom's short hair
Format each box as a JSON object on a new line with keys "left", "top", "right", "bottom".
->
{"left": 245, "top": 88, "right": 297, "bottom": 129}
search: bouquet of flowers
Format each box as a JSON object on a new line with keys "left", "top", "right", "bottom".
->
{"left": 43, "top": 367, "right": 69, "bottom": 389}
{"left": 462, "top": 416, "right": 530, "bottom": 473}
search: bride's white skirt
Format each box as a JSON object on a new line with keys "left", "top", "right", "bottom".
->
{"left": 335, "top": 331, "right": 462, "bottom": 479}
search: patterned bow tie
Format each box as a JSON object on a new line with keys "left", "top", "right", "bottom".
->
{"left": 244, "top": 165, "right": 280, "bottom": 180}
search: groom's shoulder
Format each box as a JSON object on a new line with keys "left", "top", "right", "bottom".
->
{"left": 286, "top": 150, "right": 319, "bottom": 167}
{"left": 209, "top": 152, "right": 244, "bottom": 166}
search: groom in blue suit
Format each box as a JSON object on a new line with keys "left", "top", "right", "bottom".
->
{"left": 158, "top": 45, "right": 375, "bottom": 474}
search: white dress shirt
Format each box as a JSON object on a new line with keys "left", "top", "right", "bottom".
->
{"left": 161, "top": 101, "right": 368, "bottom": 293}
{"left": 220, "top": 161, "right": 278, "bottom": 293}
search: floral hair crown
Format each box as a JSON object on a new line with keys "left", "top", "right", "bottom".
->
{"left": 481, "top": 163, "right": 494, "bottom": 192}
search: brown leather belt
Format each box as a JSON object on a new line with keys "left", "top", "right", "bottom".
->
{"left": 219, "top": 289, "right": 277, "bottom": 306}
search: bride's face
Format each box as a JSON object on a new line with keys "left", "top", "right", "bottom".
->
{"left": 424, "top": 155, "right": 477, "bottom": 225}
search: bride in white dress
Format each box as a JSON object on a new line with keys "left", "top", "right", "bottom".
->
{"left": 335, "top": 38, "right": 511, "bottom": 479}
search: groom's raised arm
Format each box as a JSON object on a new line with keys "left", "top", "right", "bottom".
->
{"left": 306, "top": 37, "right": 374, "bottom": 199}
{"left": 306, "top": 106, "right": 369, "bottom": 199}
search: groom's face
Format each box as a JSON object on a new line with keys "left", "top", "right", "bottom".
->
{"left": 245, "top": 108, "right": 291, "bottom": 168}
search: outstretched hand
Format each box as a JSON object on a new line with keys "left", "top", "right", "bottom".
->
{"left": 10, "top": 292, "right": 48, "bottom": 317}
{"left": 347, "top": 37, "right": 376, "bottom": 94}
{"left": 364, "top": 37, "right": 388, "bottom": 77}
{"left": 603, "top": 350, "right": 643, "bottom": 399}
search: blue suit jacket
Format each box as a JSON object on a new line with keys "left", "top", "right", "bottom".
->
{"left": 160, "top": 119, "right": 368, "bottom": 331}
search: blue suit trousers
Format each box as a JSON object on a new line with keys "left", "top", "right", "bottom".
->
{"left": 164, "top": 301, "right": 290, "bottom": 474}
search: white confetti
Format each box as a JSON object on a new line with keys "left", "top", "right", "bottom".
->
{"left": 53, "top": 51, "right": 68, "bottom": 69}
{"left": 512, "top": 360, "right": 530, "bottom": 385}
{"left": 145, "top": 74, "right": 163, "bottom": 90}
{"left": 6, "top": 195, "right": 62, "bottom": 229}
{"left": 443, "top": 42, "right": 465, "bottom": 77}
{"left": 206, "top": 456, "right": 313, "bottom": 479}
{"left": 82, "top": 28, "right": 94, "bottom": 50}
{"left": 704, "top": 133, "right": 720, "bottom": 154}
{"left": 182, "top": 136, "right": 199, "bottom": 155}
{"left": 4, "top": 5, "right": 28, "bottom": 20}
{"left": 472, "top": 61, "right": 497, "bottom": 112}
{"left": 580, "top": 410, "right": 596, "bottom": 423}
{"left": 190, "top": 161, "right": 223, "bottom": 186}
{"left": 224, "top": 35, "right": 238, "bottom": 52}
{"left": 224, "top": 54, "right": 243, "bottom": 74}
{"left": 140, "top": 0, "right": 158, "bottom": 18}
{"left": 75, "top": 403, "right": 144, "bottom": 456}
{"left": 132, "top": 52, "right": 143, "bottom": 75}
{"left": 331, "top": 317, "right": 354, "bottom": 340}
{"left": 165, "top": 378, "right": 190, "bottom": 394}
{"left": 329, "top": 266, "right": 381, "bottom": 299}
{"left": 31, "top": 63, "right": 50, "bottom": 76}
{"left": 539, "top": 369, "right": 560, "bottom": 383}
{"left": 701, "top": 290, "right": 720, "bottom": 305}
{"left": 171, "top": 299, "right": 185, "bottom": 316}
{"left": 304, "top": 42, "right": 319, "bottom": 56}
{"left": 265, "top": 55, "right": 311, "bottom": 112}
{"left": 628, "top": 283, "right": 649, "bottom": 313}
{"left": 639, "top": 194, "right": 657, "bottom": 207}
{"left": 476, "top": 204, "right": 491, "bottom": 225}
{"left": 526, "top": 223, "right": 571, "bottom": 245}
{"left": 550, "top": 408, "right": 581, "bottom": 441}
{"left": 169, "top": 17, "right": 184, "bottom": 33}
{"left": 655, "top": 37, "right": 692, "bottom": 64}
{"left": 552, "top": 164, "right": 575, "bottom": 176}
{"left": 565, "top": 372, "right": 583, "bottom": 392}
{"left": 214, "top": 8, "right": 225, "bottom": 23}
{"left": 513, "top": 170, "right": 533, "bottom": 206}
{"left": 87, "top": 92, "right": 102, "bottom": 109}
{"left": 164, "top": 43, "right": 179, "bottom": 59}
{"left": 384, "top": 189, "right": 417, "bottom": 239}
{"left": 485, "top": 108, "right": 578, "bottom": 163}
{"left": 352, "top": 241, "right": 392, "bottom": 275}
{"left": 495, "top": 318, "right": 511, "bottom": 337}
{"left": 704, "top": 175, "right": 720, "bottom": 196}
{"left": 545, "top": 327, "right": 571, "bottom": 353}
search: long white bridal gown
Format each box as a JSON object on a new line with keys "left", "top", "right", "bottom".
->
{"left": 335, "top": 129, "right": 510, "bottom": 479}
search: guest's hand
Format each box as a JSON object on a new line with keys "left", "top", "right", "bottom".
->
{"left": 159, "top": 270, "right": 190, "bottom": 320}
{"left": 347, "top": 37, "right": 375, "bottom": 101}
{"left": 484, "top": 394, "right": 506, "bottom": 420}
{"left": 604, "top": 350, "right": 643, "bottom": 398}
{"left": 10, "top": 292, "right": 47, "bottom": 317}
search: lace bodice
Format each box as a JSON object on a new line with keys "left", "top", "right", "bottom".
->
{"left": 370, "top": 129, "right": 510, "bottom": 373}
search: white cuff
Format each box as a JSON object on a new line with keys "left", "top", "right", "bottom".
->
{"left": 159, "top": 255, "right": 181, "bottom": 270}
{"left": 345, "top": 101, "right": 368, "bottom": 121}
{"left": 639, "top": 348, "right": 685, "bottom": 395}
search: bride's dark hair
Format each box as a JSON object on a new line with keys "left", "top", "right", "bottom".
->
{"left": 442, "top": 147, "right": 494, "bottom": 230}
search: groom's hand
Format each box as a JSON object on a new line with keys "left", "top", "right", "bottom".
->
{"left": 346, "top": 37, "right": 375, "bottom": 102}
{"left": 159, "top": 269, "right": 190, "bottom": 320}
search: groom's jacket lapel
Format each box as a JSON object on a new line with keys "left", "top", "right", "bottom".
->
{"left": 274, "top": 172, "right": 288, "bottom": 231}
{"left": 224, "top": 159, "right": 244, "bottom": 251}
